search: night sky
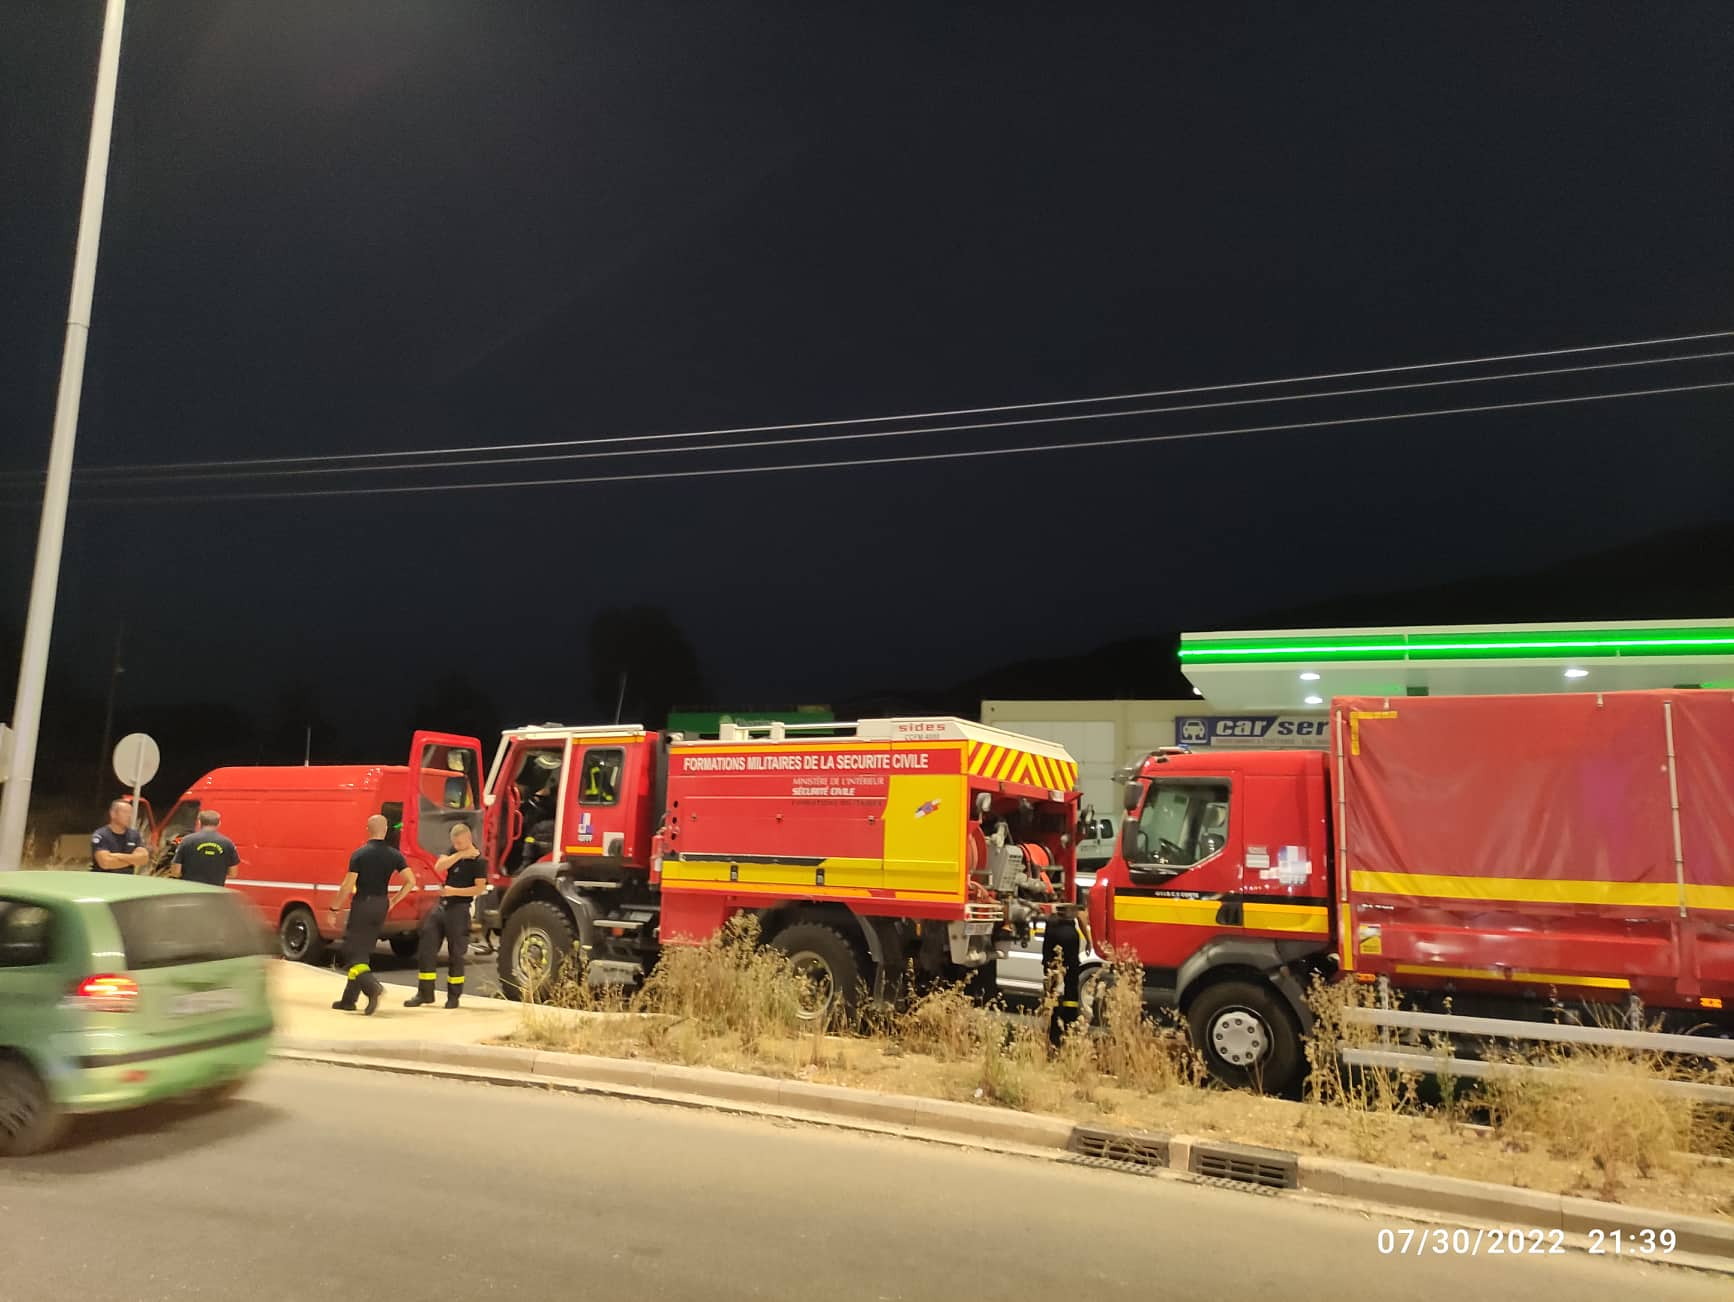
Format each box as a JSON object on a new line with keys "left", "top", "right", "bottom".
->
{"left": 3, "top": 3, "right": 1732, "bottom": 798}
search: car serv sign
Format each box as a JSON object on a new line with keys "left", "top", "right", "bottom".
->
{"left": 1174, "top": 715, "right": 1329, "bottom": 750}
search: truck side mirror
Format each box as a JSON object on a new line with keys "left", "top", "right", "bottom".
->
{"left": 1122, "top": 782, "right": 1141, "bottom": 814}
{"left": 1120, "top": 818, "right": 1141, "bottom": 860}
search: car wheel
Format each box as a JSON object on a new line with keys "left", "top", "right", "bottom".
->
{"left": 200, "top": 1077, "right": 249, "bottom": 1106}
{"left": 1077, "top": 964, "right": 1105, "bottom": 1026}
{"left": 499, "top": 900, "right": 578, "bottom": 1002}
{"left": 0, "top": 1059, "right": 67, "bottom": 1157}
{"left": 1186, "top": 979, "right": 1304, "bottom": 1095}
{"left": 278, "top": 905, "right": 327, "bottom": 964}
{"left": 771, "top": 922, "right": 866, "bottom": 1025}
{"left": 388, "top": 934, "right": 419, "bottom": 960}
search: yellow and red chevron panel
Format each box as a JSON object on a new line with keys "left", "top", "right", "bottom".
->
{"left": 964, "top": 739, "right": 1078, "bottom": 793}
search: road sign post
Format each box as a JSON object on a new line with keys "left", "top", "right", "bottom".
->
{"left": 112, "top": 732, "right": 160, "bottom": 838}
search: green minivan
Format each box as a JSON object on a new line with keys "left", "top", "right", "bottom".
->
{"left": 0, "top": 871, "right": 274, "bottom": 1155}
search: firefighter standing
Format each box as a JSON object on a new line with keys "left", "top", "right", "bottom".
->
{"left": 406, "top": 823, "right": 488, "bottom": 1008}
{"left": 1042, "top": 913, "right": 1084, "bottom": 1049}
{"left": 329, "top": 815, "right": 418, "bottom": 1015}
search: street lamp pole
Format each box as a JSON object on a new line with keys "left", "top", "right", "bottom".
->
{"left": 0, "top": 0, "right": 128, "bottom": 870}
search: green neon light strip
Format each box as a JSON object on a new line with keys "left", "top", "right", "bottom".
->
{"left": 1180, "top": 628, "right": 1734, "bottom": 664}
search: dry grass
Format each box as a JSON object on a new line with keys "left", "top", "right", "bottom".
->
{"left": 502, "top": 938, "right": 1734, "bottom": 1219}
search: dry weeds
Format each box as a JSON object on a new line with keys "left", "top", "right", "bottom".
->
{"left": 504, "top": 936, "right": 1734, "bottom": 1219}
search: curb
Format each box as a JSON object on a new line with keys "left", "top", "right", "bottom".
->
{"left": 275, "top": 1037, "right": 1734, "bottom": 1269}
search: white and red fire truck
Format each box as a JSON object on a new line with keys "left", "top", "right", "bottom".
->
{"left": 451, "top": 716, "right": 1084, "bottom": 1008}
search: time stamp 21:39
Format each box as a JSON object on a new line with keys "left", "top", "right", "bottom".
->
{"left": 1376, "top": 1226, "right": 1678, "bottom": 1257}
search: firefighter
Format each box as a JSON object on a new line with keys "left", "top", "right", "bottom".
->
{"left": 406, "top": 822, "right": 489, "bottom": 1008}
{"left": 329, "top": 815, "right": 418, "bottom": 1014}
{"left": 1042, "top": 912, "right": 1084, "bottom": 1050}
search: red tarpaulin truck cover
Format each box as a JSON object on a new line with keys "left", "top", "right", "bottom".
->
{"left": 1337, "top": 691, "right": 1734, "bottom": 996}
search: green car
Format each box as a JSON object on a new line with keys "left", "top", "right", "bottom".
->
{"left": 0, "top": 871, "right": 274, "bottom": 1155}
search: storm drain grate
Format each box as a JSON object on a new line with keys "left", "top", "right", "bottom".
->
{"left": 1189, "top": 1141, "right": 1298, "bottom": 1189}
{"left": 1067, "top": 1126, "right": 1170, "bottom": 1170}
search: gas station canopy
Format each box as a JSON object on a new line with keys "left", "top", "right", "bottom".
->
{"left": 1180, "top": 618, "right": 1734, "bottom": 712}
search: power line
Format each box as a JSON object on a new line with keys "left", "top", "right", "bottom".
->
{"left": 36, "top": 346, "right": 1734, "bottom": 486}
{"left": 6, "top": 327, "right": 1730, "bottom": 482}
{"left": 58, "top": 378, "right": 1734, "bottom": 507}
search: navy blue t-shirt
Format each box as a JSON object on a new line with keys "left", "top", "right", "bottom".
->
{"left": 172, "top": 829, "right": 240, "bottom": 886}
{"left": 91, "top": 824, "right": 142, "bottom": 871}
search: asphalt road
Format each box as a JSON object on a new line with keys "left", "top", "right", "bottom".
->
{"left": 2, "top": 1062, "right": 1722, "bottom": 1302}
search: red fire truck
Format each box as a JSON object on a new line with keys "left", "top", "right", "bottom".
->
{"left": 1089, "top": 690, "right": 1734, "bottom": 1093}
{"left": 468, "top": 716, "right": 1083, "bottom": 1009}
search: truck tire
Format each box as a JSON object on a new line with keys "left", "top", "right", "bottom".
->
{"left": 962, "top": 958, "right": 999, "bottom": 1005}
{"left": 388, "top": 934, "right": 419, "bottom": 960}
{"left": 278, "top": 905, "right": 328, "bottom": 965}
{"left": 0, "top": 1058, "right": 67, "bottom": 1157}
{"left": 771, "top": 922, "right": 865, "bottom": 1025}
{"left": 1187, "top": 979, "right": 1304, "bottom": 1095}
{"left": 499, "top": 900, "right": 578, "bottom": 1002}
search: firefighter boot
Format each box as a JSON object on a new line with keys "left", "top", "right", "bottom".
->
{"left": 404, "top": 973, "right": 438, "bottom": 1007}
{"left": 444, "top": 975, "right": 464, "bottom": 1009}
{"left": 357, "top": 965, "right": 384, "bottom": 1016}
{"left": 331, "top": 978, "right": 359, "bottom": 1011}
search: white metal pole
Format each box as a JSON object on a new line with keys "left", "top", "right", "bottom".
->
{"left": 0, "top": 0, "right": 128, "bottom": 871}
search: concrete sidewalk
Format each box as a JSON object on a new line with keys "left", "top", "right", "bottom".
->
{"left": 268, "top": 957, "right": 522, "bottom": 1044}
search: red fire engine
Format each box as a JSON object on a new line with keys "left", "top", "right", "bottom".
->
{"left": 465, "top": 716, "right": 1084, "bottom": 1009}
{"left": 1089, "top": 690, "right": 1734, "bottom": 1093}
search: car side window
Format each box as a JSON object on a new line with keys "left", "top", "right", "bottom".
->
{"left": 0, "top": 900, "right": 56, "bottom": 968}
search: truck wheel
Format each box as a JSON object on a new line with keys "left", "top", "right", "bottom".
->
{"left": 771, "top": 923, "right": 865, "bottom": 1025}
{"left": 499, "top": 900, "right": 577, "bottom": 1002}
{"left": 278, "top": 906, "right": 327, "bottom": 965}
{"left": 962, "top": 958, "right": 999, "bottom": 1005}
{"left": 388, "top": 934, "right": 419, "bottom": 960}
{"left": 0, "top": 1059, "right": 67, "bottom": 1157}
{"left": 1187, "top": 980, "right": 1303, "bottom": 1095}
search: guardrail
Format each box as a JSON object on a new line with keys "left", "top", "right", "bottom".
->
{"left": 1339, "top": 1006, "right": 1734, "bottom": 1106}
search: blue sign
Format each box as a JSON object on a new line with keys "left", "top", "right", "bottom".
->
{"left": 1174, "top": 715, "right": 1330, "bottom": 749}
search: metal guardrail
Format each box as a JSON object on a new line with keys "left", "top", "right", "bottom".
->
{"left": 1342, "top": 1006, "right": 1734, "bottom": 1058}
{"left": 1340, "top": 1047, "right": 1734, "bottom": 1105}
{"left": 1339, "top": 1006, "right": 1734, "bottom": 1104}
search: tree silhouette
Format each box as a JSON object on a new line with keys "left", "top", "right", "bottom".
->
{"left": 586, "top": 606, "right": 706, "bottom": 728}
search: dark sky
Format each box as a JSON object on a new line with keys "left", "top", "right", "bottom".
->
{"left": 3, "top": 2, "right": 1733, "bottom": 751}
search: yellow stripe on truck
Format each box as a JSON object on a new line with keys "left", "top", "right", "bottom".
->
{"left": 1391, "top": 963, "right": 1631, "bottom": 990}
{"left": 1352, "top": 870, "right": 1734, "bottom": 913}
{"left": 1112, "top": 896, "right": 1329, "bottom": 935}
{"left": 1242, "top": 903, "right": 1331, "bottom": 935}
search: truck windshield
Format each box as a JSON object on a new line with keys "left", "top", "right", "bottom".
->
{"left": 1130, "top": 780, "right": 1230, "bottom": 868}
{"left": 109, "top": 893, "right": 267, "bottom": 970}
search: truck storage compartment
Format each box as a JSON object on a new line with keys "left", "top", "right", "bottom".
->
{"left": 1339, "top": 691, "right": 1734, "bottom": 1002}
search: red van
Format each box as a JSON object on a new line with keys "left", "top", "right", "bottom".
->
{"left": 149, "top": 731, "right": 485, "bottom": 962}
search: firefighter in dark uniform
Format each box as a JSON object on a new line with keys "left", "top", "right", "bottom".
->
{"left": 90, "top": 800, "right": 150, "bottom": 874}
{"left": 169, "top": 809, "right": 240, "bottom": 885}
{"left": 406, "top": 822, "right": 488, "bottom": 1008}
{"left": 329, "top": 815, "right": 418, "bottom": 1015}
{"left": 1042, "top": 912, "right": 1084, "bottom": 1050}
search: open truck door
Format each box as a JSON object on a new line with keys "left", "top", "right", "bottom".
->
{"left": 403, "top": 731, "right": 487, "bottom": 868}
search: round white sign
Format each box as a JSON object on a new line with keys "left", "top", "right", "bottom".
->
{"left": 113, "top": 732, "right": 161, "bottom": 788}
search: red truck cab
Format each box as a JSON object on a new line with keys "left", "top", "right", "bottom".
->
{"left": 1089, "top": 747, "right": 1333, "bottom": 1091}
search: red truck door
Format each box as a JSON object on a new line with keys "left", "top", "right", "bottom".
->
{"left": 560, "top": 737, "right": 651, "bottom": 864}
{"left": 402, "top": 731, "right": 487, "bottom": 866}
{"left": 1114, "top": 770, "right": 1244, "bottom": 967}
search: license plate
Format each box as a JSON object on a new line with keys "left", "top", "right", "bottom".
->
{"left": 172, "top": 988, "right": 241, "bottom": 1016}
{"left": 964, "top": 922, "right": 994, "bottom": 937}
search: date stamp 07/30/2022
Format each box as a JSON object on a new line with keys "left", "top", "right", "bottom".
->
{"left": 1376, "top": 1226, "right": 1679, "bottom": 1258}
